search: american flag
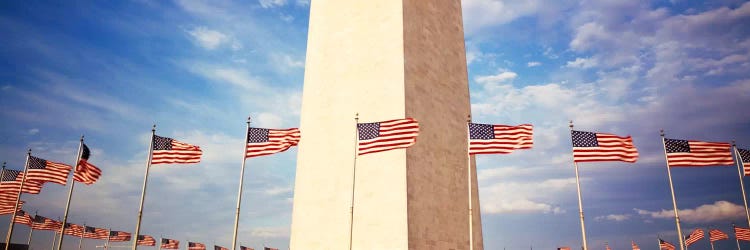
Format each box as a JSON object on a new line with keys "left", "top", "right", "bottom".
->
{"left": 109, "top": 231, "right": 132, "bottom": 242}
{"left": 137, "top": 235, "right": 156, "bottom": 246}
{"left": 737, "top": 148, "right": 750, "bottom": 176}
{"left": 631, "top": 241, "right": 640, "bottom": 250}
{"left": 161, "top": 238, "right": 180, "bottom": 249}
{"left": 74, "top": 143, "right": 102, "bottom": 185}
{"left": 62, "top": 223, "right": 84, "bottom": 237}
{"left": 468, "top": 123, "right": 533, "bottom": 155}
{"left": 735, "top": 226, "right": 750, "bottom": 241}
{"left": 0, "top": 201, "right": 23, "bottom": 215}
{"left": 685, "top": 228, "right": 705, "bottom": 246}
{"left": 245, "top": 127, "right": 301, "bottom": 158}
{"left": 263, "top": 247, "right": 278, "bottom": 250}
{"left": 240, "top": 246, "right": 254, "bottom": 250}
{"left": 26, "top": 155, "right": 72, "bottom": 185}
{"left": 357, "top": 118, "right": 419, "bottom": 155}
{"left": 214, "top": 245, "right": 228, "bottom": 250}
{"left": 557, "top": 247, "right": 570, "bottom": 250}
{"left": 605, "top": 242, "right": 611, "bottom": 250}
{"left": 13, "top": 210, "right": 32, "bottom": 226}
{"left": 571, "top": 130, "right": 638, "bottom": 163}
{"left": 152, "top": 135, "right": 203, "bottom": 164}
{"left": 709, "top": 228, "right": 729, "bottom": 242}
{"left": 84, "top": 226, "right": 109, "bottom": 239}
{"left": 664, "top": 138, "right": 733, "bottom": 166}
{"left": 659, "top": 239, "right": 675, "bottom": 250}
{"left": 0, "top": 169, "right": 42, "bottom": 194}
{"left": 188, "top": 242, "right": 206, "bottom": 250}
{"left": 31, "top": 215, "right": 62, "bottom": 231}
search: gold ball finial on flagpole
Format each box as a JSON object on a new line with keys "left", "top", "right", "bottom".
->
{"left": 660, "top": 129, "right": 665, "bottom": 137}
{"left": 247, "top": 116, "right": 252, "bottom": 125}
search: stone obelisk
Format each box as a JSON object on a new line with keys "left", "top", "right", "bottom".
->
{"left": 289, "top": 1, "right": 483, "bottom": 249}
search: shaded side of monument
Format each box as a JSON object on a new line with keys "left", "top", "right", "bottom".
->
{"left": 290, "top": 1, "right": 483, "bottom": 249}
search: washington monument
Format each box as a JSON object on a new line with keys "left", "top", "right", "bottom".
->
{"left": 290, "top": 1, "right": 483, "bottom": 249}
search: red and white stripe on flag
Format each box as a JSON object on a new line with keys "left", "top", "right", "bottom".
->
{"left": 357, "top": 118, "right": 419, "bottom": 156}
{"left": 468, "top": 123, "right": 533, "bottom": 155}
{"left": 709, "top": 228, "right": 729, "bottom": 242}
{"left": 245, "top": 127, "right": 301, "bottom": 158}
{"left": 664, "top": 139, "right": 733, "bottom": 166}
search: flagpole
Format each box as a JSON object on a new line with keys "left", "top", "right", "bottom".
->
{"left": 569, "top": 121, "right": 588, "bottom": 250}
{"left": 661, "top": 130, "right": 685, "bottom": 250}
{"left": 51, "top": 231, "right": 57, "bottom": 250}
{"left": 734, "top": 143, "right": 750, "bottom": 227}
{"left": 57, "top": 135, "right": 84, "bottom": 250}
{"left": 348, "top": 113, "right": 359, "bottom": 250}
{"left": 158, "top": 236, "right": 162, "bottom": 249}
{"left": 27, "top": 212, "right": 36, "bottom": 246}
{"left": 132, "top": 125, "right": 156, "bottom": 250}
{"left": 466, "top": 115, "right": 474, "bottom": 250}
{"left": 231, "top": 117, "right": 252, "bottom": 250}
{"left": 5, "top": 149, "right": 31, "bottom": 250}
{"left": 735, "top": 223, "right": 742, "bottom": 250}
{"left": 78, "top": 224, "right": 84, "bottom": 250}
{"left": 105, "top": 228, "right": 111, "bottom": 250}
{"left": 708, "top": 227, "right": 715, "bottom": 250}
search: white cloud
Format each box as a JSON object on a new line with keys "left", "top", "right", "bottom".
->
{"left": 483, "top": 199, "right": 564, "bottom": 214}
{"left": 527, "top": 61, "right": 542, "bottom": 67}
{"left": 250, "top": 226, "right": 289, "bottom": 238}
{"left": 595, "top": 214, "right": 631, "bottom": 222}
{"left": 566, "top": 57, "right": 598, "bottom": 69}
{"left": 255, "top": 112, "right": 283, "bottom": 128}
{"left": 280, "top": 14, "right": 294, "bottom": 23}
{"left": 635, "top": 201, "right": 745, "bottom": 223}
{"left": 462, "top": 0, "right": 543, "bottom": 36}
{"left": 296, "top": 0, "right": 309, "bottom": 6}
{"left": 271, "top": 53, "right": 305, "bottom": 71}
{"left": 476, "top": 71, "right": 518, "bottom": 84}
{"left": 259, "top": 0, "right": 286, "bottom": 8}
{"left": 187, "top": 26, "right": 230, "bottom": 50}
{"left": 28, "top": 128, "right": 39, "bottom": 135}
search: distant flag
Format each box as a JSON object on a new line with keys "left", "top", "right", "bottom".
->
{"left": 214, "top": 245, "right": 228, "bottom": 250}
{"left": 245, "top": 127, "right": 301, "bottom": 158}
{"left": 571, "top": 130, "right": 638, "bottom": 162}
{"left": 685, "top": 228, "right": 705, "bottom": 246}
{"left": 557, "top": 247, "right": 571, "bottom": 250}
{"left": 161, "top": 238, "right": 180, "bottom": 249}
{"left": 74, "top": 143, "right": 102, "bottom": 185}
{"left": 63, "top": 223, "right": 85, "bottom": 237}
{"left": 0, "top": 201, "right": 23, "bottom": 215}
{"left": 737, "top": 148, "right": 750, "bottom": 176}
{"left": 659, "top": 239, "right": 676, "bottom": 250}
{"left": 30, "top": 215, "right": 62, "bottom": 231}
{"left": 151, "top": 135, "right": 203, "bottom": 164}
{"left": 240, "top": 246, "right": 254, "bottom": 250}
{"left": 664, "top": 139, "right": 733, "bottom": 166}
{"left": 357, "top": 118, "right": 419, "bottom": 155}
{"left": 263, "top": 247, "right": 278, "bottom": 250}
{"left": 709, "top": 228, "right": 728, "bottom": 242}
{"left": 188, "top": 242, "right": 206, "bottom": 250}
{"left": 468, "top": 123, "right": 533, "bottom": 155}
{"left": 26, "top": 155, "right": 72, "bottom": 185}
{"left": 84, "top": 226, "right": 109, "bottom": 239}
{"left": 137, "top": 235, "right": 156, "bottom": 246}
{"left": 631, "top": 241, "right": 640, "bottom": 250}
{"left": 735, "top": 225, "right": 750, "bottom": 241}
{"left": 605, "top": 242, "right": 612, "bottom": 250}
{"left": 109, "top": 231, "right": 132, "bottom": 242}
{"left": 13, "top": 210, "right": 32, "bottom": 226}
{"left": 0, "top": 169, "right": 42, "bottom": 194}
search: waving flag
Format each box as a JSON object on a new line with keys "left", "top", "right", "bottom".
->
{"left": 13, "top": 210, "right": 32, "bottom": 226}
{"left": 357, "top": 118, "right": 419, "bottom": 155}
{"left": 161, "top": 238, "right": 180, "bottom": 249}
{"left": 214, "top": 245, "right": 228, "bottom": 250}
{"left": 738, "top": 148, "right": 750, "bottom": 176}
{"left": 63, "top": 223, "right": 84, "bottom": 237}
{"left": 659, "top": 239, "right": 675, "bottom": 250}
{"left": 605, "top": 242, "right": 611, "bottom": 250}
{"left": 557, "top": 247, "right": 570, "bottom": 250}
{"left": 0, "top": 169, "right": 42, "bottom": 194}
{"left": 664, "top": 139, "right": 733, "bottom": 166}
{"left": 109, "top": 231, "right": 131, "bottom": 242}
{"left": 26, "top": 156, "right": 72, "bottom": 185}
{"left": 0, "top": 201, "right": 23, "bottom": 215}
{"left": 74, "top": 143, "right": 102, "bottom": 185}
{"left": 735, "top": 226, "right": 750, "bottom": 241}
{"left": 137, "top": 235, "right": 156, "bottom": 246}
{"left": 572, "top": 130, "right": 638, "bottom": 163}
{"left": 631, "top": 241, "right": 640, "bottom": 250}
{"left": 468, "top": 123, "right": 533, "bottom": 155}
{"left": 188, "top": 242, "right": 206, "bottom": 250}
{"left": 152, "top": 135, "right": 202, "bottom": 164}
{"left": 245, "top": 127, "right": 301, "bottom": 158}
{"left": 709, "top": 228, "right": 728, "bottom": 242}
{"left": 84, "top": 226, "right": 109, "bottom": 239}
{"left": 31, "top": 215, "right": 61, "bottom": 231}
{"left": 240, "top": 246, "right": 254, "bottom": 250}
{"left": 685, "top": 228, "right": 704, "bottom": 246}
{"left": 263, "top": 247, "right": 278, "bottom": 250}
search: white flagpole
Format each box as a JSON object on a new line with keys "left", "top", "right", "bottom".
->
{"left": 27, "top": 212, "right": 36, "bottom": 246}
{"left": 231, "top": 117, "right": 252, "bottom": 250}
{"left": 708, "top": 227, "right": 715, "bottom": 250}
{"left": 661, "top": 130, "right": 685, "bottom": 250}
{"left": 466, "top": 115, "right": 474, "bottom": 250}
{"left": 734, "top": 143, "right": 750, "bottom": 227}
{"left": 5, "top": 149, "right": 31, "bottom": 250}
{"left": 735, "top": 224, "right": 742, "bottom": 250}
{"left": 569, "top": 121, "right": 588, "bottom": 250}
{"left": 57, "top": 135, "right": 84, "bottom": 250}
{"left": 78, "top": 224, "right": 84, "bottom": 250}
{"left": 105, "top": 228, "right": 111, "bottom": 250}
{"left": 348, "top": 113, "right": 359, "bottom": 250}
{"left": 51, "top": 231, "right": 57, "bottom": 250}
{"left": 132, "top": 125, "right": 156, "bottom": 250}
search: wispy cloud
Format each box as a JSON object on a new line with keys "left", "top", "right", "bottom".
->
{"left": 635, "top": 201, "right": 745, "bottom": 223}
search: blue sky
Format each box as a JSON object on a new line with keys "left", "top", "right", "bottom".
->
{"left": 1, "top": 0, "right": 750, "bottom": 249}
